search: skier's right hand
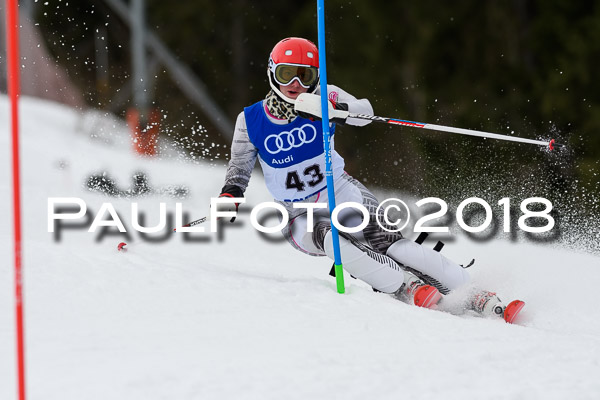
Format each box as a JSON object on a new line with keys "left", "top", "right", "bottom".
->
{"left": 218, "top": 185, "right": 244, "bottom": 223}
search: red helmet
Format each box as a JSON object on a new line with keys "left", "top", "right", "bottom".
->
{"left": 268, "top": 37, "right": 320, "bottom": 103}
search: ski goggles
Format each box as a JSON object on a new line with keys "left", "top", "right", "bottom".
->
{"left": 271, "top": 63, "right": 319, "bottom": 88}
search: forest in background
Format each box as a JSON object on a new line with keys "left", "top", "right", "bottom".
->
{"left": 33, "top": 0, "right": 600, "bottom": 216}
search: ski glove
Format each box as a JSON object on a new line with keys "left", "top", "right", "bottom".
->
{"left": 295, "top": 92, "right": 350, "bottom": 125}
{"left": 218, "top": 185, "right": 244, "bottom": 223}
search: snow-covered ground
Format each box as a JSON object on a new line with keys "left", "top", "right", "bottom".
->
{"left": 1, "top": 96, "right": 600, "bottom": 400}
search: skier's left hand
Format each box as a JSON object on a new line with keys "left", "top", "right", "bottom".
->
{"left": 295, "top": 93, "right": 349, "bottom": 125}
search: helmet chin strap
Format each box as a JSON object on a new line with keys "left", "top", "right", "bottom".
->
{"left": 267, "top": 69, "right": 296, "bottom": 104}
{"left": 275, "top": 86, "right": 297, "bottom": 105}
{"left": 266, "top": 69, "right": 319, "bottom": 105}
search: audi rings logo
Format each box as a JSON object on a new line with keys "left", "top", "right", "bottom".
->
{"left": 264, "top": 124, "right": 318, "bottom": 154}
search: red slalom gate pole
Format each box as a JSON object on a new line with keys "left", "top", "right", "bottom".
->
{"left": 5, "top": 0, "right": 27, "bottom": 399}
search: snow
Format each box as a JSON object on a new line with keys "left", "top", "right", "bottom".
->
{"left": 1, "top": 96, "right": 600, "bottom": 400}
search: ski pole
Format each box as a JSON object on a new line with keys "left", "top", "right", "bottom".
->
{"left": 348, "top": 113, "right": 565, "bottom": 151}
{"left": 173, "top": 216, "right": 207, "bottom": 232}
{"left": 174, "top": 197, "right": 242, "bottom": 232}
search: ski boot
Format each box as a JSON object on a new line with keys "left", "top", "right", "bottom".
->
{"left": 396, "top": 271, "right": 442, "bottom": 309}
{"left": 468, "top": 290, "right": 525, "bottom": 323}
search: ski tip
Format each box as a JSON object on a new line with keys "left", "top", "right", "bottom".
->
{"left": 413, "top": 285, "right": 443, "bottom": 309}
{"left": 117, "top": 242, "right": 128, "bottom": 252}
{"left": 548, "top": 139, "right": 555, "bottom": 151}
{"left": 504, "top": 300, "right": 525, "bottom": 324}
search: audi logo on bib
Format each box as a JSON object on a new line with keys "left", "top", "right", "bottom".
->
{"left": 264, "top": 124, "right": 317, "bottom": 154}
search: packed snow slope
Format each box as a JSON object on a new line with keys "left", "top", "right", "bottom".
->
{"left": 1, "top": 96, "right": 600, "bottom": 400}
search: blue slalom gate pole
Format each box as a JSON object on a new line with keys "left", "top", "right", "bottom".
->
{"left": 317, "top": 0, "right": 345, "bottom": 293}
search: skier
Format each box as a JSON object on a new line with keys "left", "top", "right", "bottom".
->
{"left": 218, "top": 37, "right": 523, "bottom": 322}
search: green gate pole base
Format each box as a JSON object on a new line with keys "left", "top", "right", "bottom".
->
{"left": 334, "top": 264, "right": 345, "bottom": 293}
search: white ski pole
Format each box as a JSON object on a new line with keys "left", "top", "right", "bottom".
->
{"left": 348, "top": 113, "right": 565, "bottom": 151}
